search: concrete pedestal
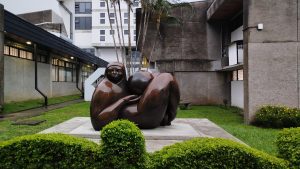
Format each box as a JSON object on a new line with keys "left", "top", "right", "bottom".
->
{"left": 40, "top": 117, "right": 243, "bottom": 152}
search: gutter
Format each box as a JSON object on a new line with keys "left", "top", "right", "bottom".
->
{"left": 34, "top": 44, "right": 48, "bottom": 107}
{"left": 76, "top": 61, "right": 83, "bottom": 98}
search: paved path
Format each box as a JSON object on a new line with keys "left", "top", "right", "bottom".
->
{"left": 0, "top": 99, "right": 84, "bottom": 121}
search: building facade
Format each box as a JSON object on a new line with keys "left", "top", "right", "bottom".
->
{"left": 60, "top": 0, "right": 138, "bottom": 63}
{"left": 142, "top": 0, "right": 300, "bottom": 123}
{"left": 0, "top": 4, "right": 107, "bottom": 110}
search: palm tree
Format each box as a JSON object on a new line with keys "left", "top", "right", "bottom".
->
{"left": 105, "top": 0, "right": 120, "bottom": 62}
{"left": 138, "top": 0, "right": 193, "bottom": 69}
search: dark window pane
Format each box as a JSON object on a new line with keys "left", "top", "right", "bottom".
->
{"left": 100, "top": 30, "right": 105, "bottom": 35}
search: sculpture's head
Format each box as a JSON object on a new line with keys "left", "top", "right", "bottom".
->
{"left": 128, "top": 71, "right": 153, "bottom": 95}
{"left": 105, "top": 62, "right": 126, "bottom": 84}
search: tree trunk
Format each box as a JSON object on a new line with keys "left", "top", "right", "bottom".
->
{"left": 113, "top": 4, "right": 124, "bottom": 64}
{"left": 106, "top": 0, "right": 119, "bottom": 62}
{"left": 127, "top": 4, "right": 132, "bottom": 75}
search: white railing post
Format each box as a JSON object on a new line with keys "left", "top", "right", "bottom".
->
{"left": 84, "top": 68, "right": 105, "bottom": 101}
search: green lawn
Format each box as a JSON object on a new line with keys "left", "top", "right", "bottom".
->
{"left": 0, "top": 102, "right": 89, "bottom": 141}
{"left": 1, "top": 94, "right": 82, "bottom": 114}
{"left": 177, "top": 106, "right": 280, "bottom": 156}
{"left": 0, "top": 103, "right": 280, "bottom": 156}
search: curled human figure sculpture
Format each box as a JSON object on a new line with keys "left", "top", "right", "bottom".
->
{"left": 90, "top": 62, "right": 180, "bottom": 131}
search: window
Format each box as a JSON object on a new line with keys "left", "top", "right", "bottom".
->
{"left": 109, "top": 13, "right": 115, "bottom": 18}
{"left": 124, "top": 30, "right": 129, "bottom": 35}
{"left": 10, "top": 47, "right": 18, "bottom": 57}
{"left": 82, "top": 48, "right": 95, "bottom": 55}
{"left": 100, "top": 30, "right": 105, "bottom": 41}
{"left": 75, "top": 2, "right": 92, "bottom": 14}
{"left": 100, "top": 19, "right": 105, "bottom": 24}
{"left": 100, "top": 36, "right": 105, "bottom": 41}
{"left": 124, "top": 19, "right": 128, "bottom": 24}
{"left": 19, "top": 50, "right": 33, "bottom": 60}
{"left": 100, "top": 1, "right": 105, "bottom": 7}
{"left": 134, "top": 36, "right": 136, "bottom": 41}
{"left": 232, "top": 69, "right": 243, "bottom": 81}
{"left": 124, "top": 13, "right": 128, "bottom": 18}
{"left": 110, "top": 30, "right": 115, "bottom": 35}
{"left": 110, "top": 19, "right": 115, "bottom": 24}
{"left": 75, "top": 17, "right": 92, "bottom": 30}
{"left": 100, "top": 13, "right": 105, "bottom": 18}
{"left": 4, "top": 45, "right": 9, "bottom": 55}
{"left": 100, "top": 30, "right": 105, "bottom": 35}
{"left": 52, "top": 58, "right": 76, "bottom": 82}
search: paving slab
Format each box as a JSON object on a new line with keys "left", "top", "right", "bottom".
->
{"left": 40, "top": 117, "right": 244, "bottom": 152}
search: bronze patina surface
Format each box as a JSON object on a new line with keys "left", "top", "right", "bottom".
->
{"left": 90, "top": 62, "right": 180, "bottom": 130}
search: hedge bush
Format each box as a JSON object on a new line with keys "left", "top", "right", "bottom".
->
{"left": 276, "top": 127, "right": 300, "bottom": 169}
{"left": 0, "top": 133, "right": 102, "bottom": 169}
{"left": 253, "top": 105, "right": 300, "bottom": 128}
{"left": 149, "top": 138, "right": 288, "bottom": 169}
{"left": 100, "top": 119, "right": 147, "bottom": 169}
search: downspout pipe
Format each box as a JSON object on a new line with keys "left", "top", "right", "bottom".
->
{"left": 76, "top": 61, "right": 83, "bottom": 98}
{"left": 0, "top": 4, "right": 4, "bottom": 111}
{"left": 34, "top": 44, "right": 48, "bottom": 107}
{"left": 59, "top": 1, "right": 73, "bottom": 40}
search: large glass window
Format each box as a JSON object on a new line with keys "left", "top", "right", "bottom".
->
{"left": 75, "top": 2, "right": 92, "bottom": 14}
{"left": 75, "top": 17, "right": 92, "bottom": 30}
{"left": 52, "top": 58, "right": 76, "bottom": 82}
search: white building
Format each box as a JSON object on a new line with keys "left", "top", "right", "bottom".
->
{"left": 0, "top": 0, "right": 139, "bottom": 64}
{"left": 61, "top": 0, "right": 138, "bottom": 63}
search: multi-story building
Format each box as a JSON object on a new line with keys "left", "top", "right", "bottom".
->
{"left": 141, "top": 0, "right": 300, "bottom": 124}
{"left": 61, "top": 0, "right": 138, "bottom": 63}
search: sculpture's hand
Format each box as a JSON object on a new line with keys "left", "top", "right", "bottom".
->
{"left": 122, "top": 95, "right": 140, "bottom": 103}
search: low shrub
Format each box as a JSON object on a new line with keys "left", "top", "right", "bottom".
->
{"left": 0, "top": 133, "right": 102, "bottom": 169}
{"left": 276, "top": 127, "right": 300, "bottom": 169}
{"left": 253, "top": 105, "right": 300, "bottom": 128}
{"left": 149, "top": 138, "right": 288, "bottom": 169}
{"left": 100, "top": 119, "right": 147, "bottom": 169}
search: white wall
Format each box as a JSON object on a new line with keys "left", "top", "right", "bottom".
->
{"left": 229, "top": 43, "right": 237, "bottom": 65}
{"left": 0, "top": 0, "right": 62, "bottom": 15}
{"left": 231, "top": 81, "right": 244, "bottom": 108}
{"left": 231, "top": 26, "right": 243, "bottom": 42}
{"left": 4, "top": 56, "right": 51, "bottom": 102}
{"left": 74, "top": 31, "right": 93, "bottom": 47}
{"left": 96, "top": 47, "right": 123, "bottom": 63}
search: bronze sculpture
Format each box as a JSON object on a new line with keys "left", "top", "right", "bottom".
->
{"left": 90, "top": 62, "right": 180, "bottom": 131}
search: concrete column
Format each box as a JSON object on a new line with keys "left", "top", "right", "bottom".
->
{"left": 0, "top": 4, "right": 4, "bottom": 111}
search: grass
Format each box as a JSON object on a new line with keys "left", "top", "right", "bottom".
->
{"left": 177, "top": 106, "right": 280, "bottom": 156}
{"left": 1, "top": 94, "right": 82, "bottom": 114}
{"left": 0, "top": 102, "right": 89, "bottom": 141}
{"left": 0, "top": 103, "right": 279, "bottom": 156}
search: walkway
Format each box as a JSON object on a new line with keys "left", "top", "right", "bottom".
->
{"left": 0, "top": 99, "right": 84, "bottom": 121}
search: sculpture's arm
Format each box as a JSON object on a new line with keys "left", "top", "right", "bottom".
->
{"left": 96, "top": 95, "right": 138, "bottom": 127}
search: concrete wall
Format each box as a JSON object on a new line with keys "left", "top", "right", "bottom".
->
{"left": 175, "top": 72, "right": 229, "bottom": 105}
{"left": 4, "top": 56, "right": 51, "bottom": 102}
{"left": 231, "top": 81, "right": 243, "bottom": 108}
{"left": 244, "top": 0, "right": 300, "bottom": 123}
{"left": 52, "top": 82, "right": 80, "bottom": 97}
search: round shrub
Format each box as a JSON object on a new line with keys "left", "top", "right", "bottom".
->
{"left": 253, "top": 105, "right": 300, "bottom": 128}
{"left": 276, "top": 127, "right": 300, "bottom": 169}
{"left": 149, "top": 138, "right": 288, "bottom": 169}
{"left": 100, "top": 119, "right": 146, "bottom": 169}
{"left": 0, "top": 133, "right": 102, "bottom": 169}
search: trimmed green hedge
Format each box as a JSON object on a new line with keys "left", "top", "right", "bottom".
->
{"left": 276, "top": 127, "right": 300, "bottom": 169}
{"left": 253, "top": 105, "right": 300, "bottom": 128}
{"left": 149, "top": 138, "right": 288, "bottom": 169}
{"left": 0, "top": 133, "right": 102, "bottom": 169}
{"left": 100, "top": 119, "right": 147, "bottom": 169}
